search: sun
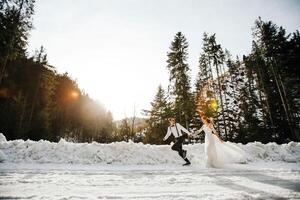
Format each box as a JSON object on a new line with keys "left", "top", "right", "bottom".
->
{"left": 209, "top": 99, "right": 218, "bottom": 111}
{"left": 71, "top": 91, "right": 79, "bottom": 98}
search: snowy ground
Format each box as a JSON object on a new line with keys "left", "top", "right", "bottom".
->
{"left": 0, "top": 162, "right": 300, "bottom": 200}
{"left": 1, "top": 134, "right": 300, "bottom": 199}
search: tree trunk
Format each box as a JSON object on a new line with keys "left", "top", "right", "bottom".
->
{"left": 270, "top": 58, "right": 296, "bottom": 141}
{"left": 28, "top": 71, "right": 42, "bottom": 129}
{"left": 18, "top": 92, "right": 28, "bottom": 137}
{"left": 131, "top": 105, "right": 136, "bottom": 140}
{"left": 215, "top": 61, "right": 228, "bottom": 140}
{"left": 255, "top": 58, "right": 276, "bottom": 136}
{"left": 0, "top": 56, "right": 9, "bottom": 85}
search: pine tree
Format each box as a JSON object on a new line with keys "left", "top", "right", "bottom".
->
{"left": 119, "top": 118, "right": 131, "bottom": 142}
{"left": 143, "top": 85, "right": 171, "bottom": 144}
{"left": 0, "top": 0, "right": 35, "bottom": 84}
{"left": 235, "top": 57, "right": 266, "bottom": 143}
{"left": 201, "top": 33, "right": 228, "bottom": 139}
{"left": 251, "top": 17, "right": 299, "bottom": 142}
{"left": 223, "top": 52, "right": 240, "bottom": 140}
{"left": 166, "top": 32, "right": 194, "bottom": 129}
{"left": 194, "top": 36, "right": 214, "bottom": 134}
{"left": 0, "top": 1, "right": 116, "bottom": 143}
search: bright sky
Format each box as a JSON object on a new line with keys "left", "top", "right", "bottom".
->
{"left": 28, "top": 0, "right": 300, "bottom": 120}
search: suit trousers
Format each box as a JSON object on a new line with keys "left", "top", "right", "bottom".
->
{"left": 171, "top": 136, "right": 185, "bottom": 158}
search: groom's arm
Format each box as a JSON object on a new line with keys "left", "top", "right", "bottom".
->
{"left": 163, "top": 127, "right": 171, "bottom": 141}
{"left": 177, "top": 123, "right": 192, "bottom": 136}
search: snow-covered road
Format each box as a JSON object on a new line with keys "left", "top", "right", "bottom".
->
{"left": 1, "top": 162, "right": 299, "bottom": 200}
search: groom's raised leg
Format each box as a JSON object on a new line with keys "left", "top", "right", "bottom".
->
{"left": 183, "top": 158, "right": 191, "bottom": 166}
{"left": 178, "top": 149, "right": 185, "bottom": 158}
{"left": 171, "top": 142, "right": 180, "bottom": 152}
{"left": 182, "top": 150, "right": 187, "bottom": 159}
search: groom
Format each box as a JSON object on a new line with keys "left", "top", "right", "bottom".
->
{"left": 163, "top": 117, "right": 192, "bottom": 166}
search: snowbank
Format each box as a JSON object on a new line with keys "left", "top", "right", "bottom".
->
{"left": 0, "top": 133, "right": 7, "bottom": 162}
{"left": 0, "top": 133, "right": 299, "bottom": 165}
{"left": 0, "top": 133, "right": 6, "bottom": 143}
{"left": 0, "top": 150, "right": 5, "bottom": 162}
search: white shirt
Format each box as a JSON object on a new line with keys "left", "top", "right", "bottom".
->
{"left": 163, "top": 123, "right": 191, "bottom": 141}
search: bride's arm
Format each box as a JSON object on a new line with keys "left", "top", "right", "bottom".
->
{"left": 194, "top": 126, "right": 204, "bottom": 136}
{"left": 211, "top": 126, "right": 218, "bottom": 136}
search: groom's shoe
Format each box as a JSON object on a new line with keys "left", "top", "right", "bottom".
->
{"left": 183, "top": 158, "right": 191, "bottom": 166}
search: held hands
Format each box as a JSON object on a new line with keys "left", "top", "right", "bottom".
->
{"left": 188, "top": 133, "right": 197, "bottom": 139}
{"left": 189, "top": 130, "right": 201, "bottom": 139}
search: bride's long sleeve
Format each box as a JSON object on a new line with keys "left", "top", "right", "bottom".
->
{"left": 211, "top": 126, "right": 218, "bottom": 136}
{"left": 194, "top": 126, "right": 204, "bottom": 135}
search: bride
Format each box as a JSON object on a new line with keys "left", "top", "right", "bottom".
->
{"left": 194, "top": 115, "right": 246, "bottom": 168}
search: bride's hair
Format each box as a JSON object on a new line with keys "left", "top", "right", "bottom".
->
{"left": 206, "top": 118, "right": 211, "bottom": 124}
{"left": 201, "top": 116, "right": 211, "bottom": 124}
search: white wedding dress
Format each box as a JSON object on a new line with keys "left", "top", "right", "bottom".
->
{"left": 199, "top": 124, "right": 246, "bottom": 168}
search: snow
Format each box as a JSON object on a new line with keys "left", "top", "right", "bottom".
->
{"left": 0, "top": 133, "right": 299, "bottom": 165}
{"left": 0, "top": 133, "right": 300, "bottom": 199}
{"left": 0, "top": 132, "right": 6, "bottom": 142}
{"left": 0, "top": 150, "right": 5, "bottom": 162}
{"left": 0, "top": 162, "right": 299, "bottom": 199}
